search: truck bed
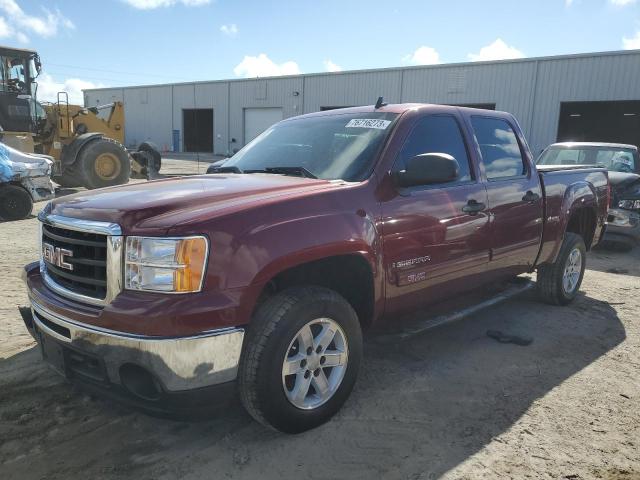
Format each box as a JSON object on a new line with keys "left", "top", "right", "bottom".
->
{"left": 536, "top": 165, "right": 609, "bottom": 265}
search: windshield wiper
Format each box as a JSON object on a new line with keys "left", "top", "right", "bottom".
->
{"left": 210, "top": 165, "right": 243, "bottom": 173}
{"left": 245, "top": 166, "right": 317, "bottom": 179}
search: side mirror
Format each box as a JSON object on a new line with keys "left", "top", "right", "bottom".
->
{"left": 395, "top": 153, "right": 460, "bottom": 187}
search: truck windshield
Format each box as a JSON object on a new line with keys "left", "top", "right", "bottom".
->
{"left": 223, "top": 112, "right": 398, "bottom": 181}
{"left": 537, "top": 146, "right": 639, "bottom": 173}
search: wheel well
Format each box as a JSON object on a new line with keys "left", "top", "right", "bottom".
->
{"left": 566, "top": 207, "right": 597, "bottom": 249}
{"left": 258, "top": 255, "right": 375, "bottom": 327}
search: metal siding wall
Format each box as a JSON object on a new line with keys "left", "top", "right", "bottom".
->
{"left": 229, "top": 77, "right": 304, "bottom": 147}
{"left": 303, "top": 71, "right": 402, "bottom": 113}
{"left": 194, "top": 82, "right": 229, "bottom": 155}
{"left": 84, "top": 51, "right": 640, "bottom": 158}
{"left": 122, "top": 86, "right": 172, "bottom": 149}
{"left": 530, "top": 53, "right": 640, "bottom": 154}
{"left": 401, "top": 62, "right": 538, "bottom": 137}
{"left": 171, "top": 84, "right": 195, "bottom": 152}
{"left": 84, "top": 88, "right": 124, "bottom": 106}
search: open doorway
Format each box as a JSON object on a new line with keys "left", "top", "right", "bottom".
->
{"left": 183, "top": 109, "right": 214, "bottom": 152}
{"left": 557, "top": 101, "right": 640, "bottom": 148}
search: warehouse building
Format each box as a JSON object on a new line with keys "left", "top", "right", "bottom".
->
{"left": 83, "top": 49, "right": 640, "bottom": 157}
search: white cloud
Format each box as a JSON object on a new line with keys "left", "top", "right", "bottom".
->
{"left": 36, "top": 73, "right": 105, "bottom": 105}
{"left": 0, "top": 16, "right": 9, "bottom": 37}
{"left": 565, "top": 0, "right": 575, "bottom": 6}
{"left": 623, "top": 31, "right": 640, "bottom": 49}
{"left": 220, "top": 23, "right": 238, "bottom": 36}
{"left": 122, "top": 0, "right": 210, "bottom": 9}
{"left": 403, "top": 46, "right": 441, "bottom": 65}
{"left": 609, "top": 0, "right": 637, "bottom": 5}
{"left": 323, "top": 59, "right": 342, "bottom": 72}
{"left": 468, "top": 38, "right": 525, "bottom": 62}
{"left": 0, "top": 0, "right": 74, "bottom": 42}
{"left": 233, "top": 54, "right": 301, "bottom": 78}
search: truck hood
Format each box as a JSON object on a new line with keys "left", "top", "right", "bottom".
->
{"left": 47, "top": 174, "right": 341, "bottom": 234}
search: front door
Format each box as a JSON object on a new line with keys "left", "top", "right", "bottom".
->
{"left": 468, "top": 116, "right": 543, "bottom": 276}
{"left": 381, "top": 114, "right": 491, "bottom": 316}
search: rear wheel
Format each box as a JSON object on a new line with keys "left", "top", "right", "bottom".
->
{"left": 238, "top": 286, "right": 362, "bottom": 433}
{"left": 0, "top": 185, "right": 33, "bottom": 220}
{"left": 79, "top": 138, "right": 130, "bottom": 189}
{"left": 537, "top": 232, "right": 586, "bottom": 305}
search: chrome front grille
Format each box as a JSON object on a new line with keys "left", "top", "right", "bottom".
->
{"left": 39, "top": 212, "right": 123, "bottom": 307}
{"left": 42, "top": 224, "right": 108, "bottom": 300}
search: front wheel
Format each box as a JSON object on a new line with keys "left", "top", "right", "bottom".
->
{"left": 238, "top": 286, "right": 362, "bottom": 433}
{"left": 537, "top": 232, "right": 586, "bottom": 305}
{"left": 0, "top": 185, "right": 33, "bottom": 220}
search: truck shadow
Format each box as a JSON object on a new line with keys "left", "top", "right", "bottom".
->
{"left": 0, "top": 291, "right": 626, "bottom": 480}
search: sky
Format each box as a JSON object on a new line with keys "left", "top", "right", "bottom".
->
{"left": 0, "top": 0, "right": 639, "bottom": 103}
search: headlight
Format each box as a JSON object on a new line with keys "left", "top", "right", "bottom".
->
{"left": 618, "top": 199, "right": 640, "bottom": 210}
{"left": 125, "top": 236, "right": 208, "bottom": 293}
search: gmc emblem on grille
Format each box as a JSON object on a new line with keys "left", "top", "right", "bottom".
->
{"left": 42, "top": 243, "right": 74, "bottom": 271}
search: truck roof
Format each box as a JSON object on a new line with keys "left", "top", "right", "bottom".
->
{"left": 548, "top": 142, "right": 638, "bottom": 151}
{"left": 286, "top": 103, "right": 511, "bottom": 121}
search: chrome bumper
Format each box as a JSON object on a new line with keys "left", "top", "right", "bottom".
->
{"left": 29, "top": 299, "right": 244, "bottom": 392}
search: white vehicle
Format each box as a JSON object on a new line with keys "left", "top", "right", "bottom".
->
{"left": 0, "top": 141, "right": 55, "bottom": 220}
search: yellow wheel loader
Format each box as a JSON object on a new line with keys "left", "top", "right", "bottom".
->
{"left": 0, "top": 45, "right": 161, "bottom": 189}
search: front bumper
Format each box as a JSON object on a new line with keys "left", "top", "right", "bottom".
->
{"left": 22, "top": 263, "right": 245, "bottom": 399}
{"left": 604, "top": 208, "right": 640, "bottom": 247}
{"left": 21, "top": 174, "right": 55, "bottom": 202}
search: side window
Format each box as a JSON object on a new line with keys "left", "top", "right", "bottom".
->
{"left": 470, "top": 117, "right": 526, "bottom": 180}
{"left": 395, "top": 115, "right": 472, "bottom": 184}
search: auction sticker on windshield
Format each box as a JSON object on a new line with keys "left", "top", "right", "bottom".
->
{"left": 345, "top": 119, "right": 392, "bottom": 129}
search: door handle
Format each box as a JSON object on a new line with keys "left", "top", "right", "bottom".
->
{"left": 522, "top": 190, "right": 540, "bottom": 203}
{"left": 462, "top": 199, "right": 486, "bottom": 215}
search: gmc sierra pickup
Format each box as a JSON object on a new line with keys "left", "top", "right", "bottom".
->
{"left": 22, "top": 103, "right": 609, "bottom": 433}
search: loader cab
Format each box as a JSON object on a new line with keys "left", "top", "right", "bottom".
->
{"left": 0, "top": 46, "right": 41, "bottom": 133}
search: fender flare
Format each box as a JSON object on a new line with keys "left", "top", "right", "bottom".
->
{"left": 548, "top": 180, "right": 599, "bottom": 263}
{"left": 60, "top": 133, "right": 104, "bottom": 167}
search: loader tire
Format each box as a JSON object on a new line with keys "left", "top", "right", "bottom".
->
{"left": 0, "top": 185, "right": 33, "bottom": 221}
{"left": 79, "top": 138, "right": 130, "bottom": 189}
{"left": 138, "top": 143, "right": 161, "bottom": 174}
{"left": 55, "top": 166, "right": 83, "bottom": 188}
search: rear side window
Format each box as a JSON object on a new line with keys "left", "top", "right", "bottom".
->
{"left": 471, "top": 117, "right": 526, "bottom": 179}
{"left": 395, "top": 115, "right": 472, "bottom": 183}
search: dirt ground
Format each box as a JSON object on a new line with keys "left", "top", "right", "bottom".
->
{"left": 1, "top": 199, "right": 639, "bottom": 480}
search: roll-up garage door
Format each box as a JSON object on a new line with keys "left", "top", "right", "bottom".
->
{"left": 244, "top": 108, "right": 283, "bottom": 144}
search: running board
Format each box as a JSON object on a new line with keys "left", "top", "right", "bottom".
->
{"left": 380, "top": 279, "right": 536, "bottom": 341}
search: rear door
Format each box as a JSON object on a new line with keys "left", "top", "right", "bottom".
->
{"left": 468, "top": 116, "right": 543, "bottom": 276}
{"left": 381, "top": 113, "right": 491, "bottom": 314}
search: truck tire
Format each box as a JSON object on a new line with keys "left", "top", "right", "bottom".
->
{"left": 0, "top": 185, "right": 33, "bottom": 220}
{"left": 537, "top": 232, "right": 586, "bottom": 305}
{"left": 238, "top": 286, "right": 363, "bottom": 433}
{"left": 79, "top": 138, "right": 131, "bottom": 189}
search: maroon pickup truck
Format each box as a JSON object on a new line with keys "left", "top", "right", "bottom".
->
{"left": 22, "top": 104, "right": 608, "bottom": 433}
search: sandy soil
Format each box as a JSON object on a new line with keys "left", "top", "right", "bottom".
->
{"left": 1, "top": 201, "right": 639, "bottom": 480}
